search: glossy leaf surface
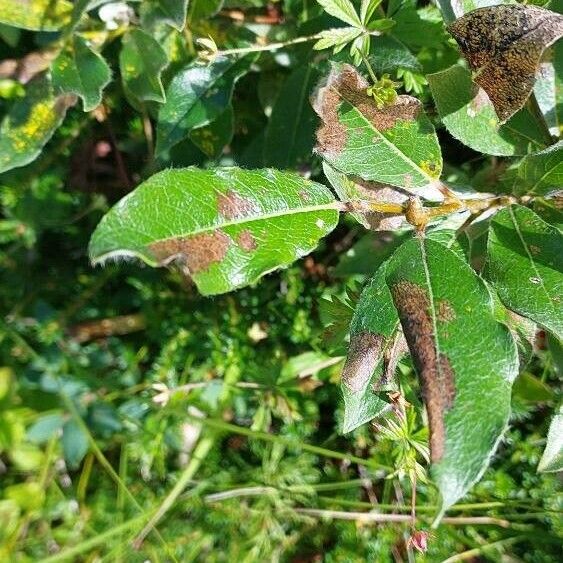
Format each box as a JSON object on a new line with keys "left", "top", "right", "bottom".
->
{"left": 486, "top": 205, "right": 563, "bottom": 339}
{"left": 385, "top": 237, "right": 518, "bottom": 516}
{"left": 89, "top": 168, "right": 339, "bottom": 296}
{"left": 514, "top": 141, "right": 563, "bottom": 196}
{"left": 156, "top": 55, "right": 255, "bottom": 156}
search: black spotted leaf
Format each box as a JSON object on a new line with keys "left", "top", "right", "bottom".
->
{"left": 89, "top": 168, "right": 339, "bottom": 296}
{"left": 448, "top": 5, "right": 563, "bottom": 122}
{"left": 312, "top": 64, "right": 443, "bottom": 199}
{"left": 486, "top": 205, "right": 563, "bottom": 339}
{"left": 384, "top": 237, "right": 518, "bottom": 518}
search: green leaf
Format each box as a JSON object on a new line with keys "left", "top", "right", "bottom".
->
{"left": 62, "top": 419, "right": 89, "bottom": 469}
{"left": 538, "top": 404, "right": 563, "bottom": 472}
{"left": 514, "top": 141, "right": 563, "bottom": 196}
{"left": 341, "top": 265, "right": 398, "bottom": 433}
{"left": 313, "top": 28, "right": 362, "bottom": 52}
{"left": 188, "top": 0, "right": 224, "bottom": 21}
{"left": 52, "top": 35, "right": 111, "bottom": 112}
{"left": 89, "top": 168, "right": 339, "bottom": 296}
{"left": 313, "top": 64, "right": 443, "bottom": 197}
{"left": 0, "top": 0, "right": 72, "bottom": 31}
{"left": 428, "top": 65, "right": 547, "bottom": 157}
{"left": 0, "top": 77, "right": 75, "bottom": 175}
{"left": 189, "top": 105, "right": 234, "bottom": 158}
{"left": 120, "top": 29, "right": 168, "bottom": 104}
{"left": 317, "top": 0, "right": 362, "bottom": 27}
{"left": 264, "top": 65, "right": 320, "bottom": 169}
{"left": 385, "top": 237, "right": 518, "bottom": 516}
{"left": 156, "top": 55, "right": 255, "bottom": 157}
{"left": 486, "top": 205, "right": 563, "bottom": 339}
{"left": 391, "top": 1, "right": 444, "bottom": 49}
{"left": 141, "top": 0, "right": 189, "bottom": 30}
{"left": 368, "top": 35, "right": 421, "bottom": 75}
{"left": 360, "top": 0, "right": 383, "bottom": 24}
{"left": 27, "top": 413, "right": 65, "bottom": 444}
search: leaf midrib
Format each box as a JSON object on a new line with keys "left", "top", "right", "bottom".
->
{"left": 334, "top": 85, "right": 435, "bottom": 184}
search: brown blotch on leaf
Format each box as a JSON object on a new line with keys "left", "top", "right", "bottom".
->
{"left": 237, "top": 229, "right": 256, "bottom": 252}
{"left": 342, "top": 331, "right": 384, "bottom": 393}
{"left": 378, "top": 331, "right": 408, "bottom": 390}
{"left": 390, "top": 281, "right": 456, "bottom": 462}
{"left": 312, "top": 64, "right": 422, "bottom": 155}
{"left": 448, "top": 5, "right": 563, "bottom": 122}
{"left": 354, "top": 178, "right": 407, "bottom": 231}
{"left": 149, "top": 231, "right": 230, "bottom": 274}
{"left": 217, "top": 190, "right": 257, "bottom": 219}
{"left": 437, "top": 300, "right": 456, "bottom": 323}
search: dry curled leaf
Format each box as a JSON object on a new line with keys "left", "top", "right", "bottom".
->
{"left": 448, "top": 5, "right": 563, "bottom": 122}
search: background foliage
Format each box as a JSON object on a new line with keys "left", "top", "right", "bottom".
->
{"left": 0, "top": 0, "right": 561, "bottom": 561}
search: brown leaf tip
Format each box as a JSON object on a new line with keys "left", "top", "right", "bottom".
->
{"left": 342, "top": 331, "right": 384, "bottom": 393}
{"left": 390, "top": 280, "right": 456, "bottom": 462}
{"left": 312, "top": 64, "right": 422, "bottom": 155}
{"left": 149, "top": 231, "right": 230, "bottom": 274}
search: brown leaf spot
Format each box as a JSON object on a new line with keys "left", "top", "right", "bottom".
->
{"left": 312, "top": 65, "right": 421, "bottom": 155}
{"left": 149, "top": 231, "right": 230, "bottom": 274}
{"left": 217, "top": 190, "right": 257, "bottom": 219}
{"left": 237, "top": 229, "right": 256, "bottom": 252}
{"left": 437, "top": 300, "right": 456, "bottom": 323}
{"left": 448, "top": 5, "right": 563, "bottom": 122}
{"left": 390, "top": 281, "right": 456, "bottom": 462}
{"left": 342, "top": 331, "right": 384, "bottom": 393}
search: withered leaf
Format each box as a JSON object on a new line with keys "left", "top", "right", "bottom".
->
{"left": 448, "top": 5, "right": 563, "bottom": 122}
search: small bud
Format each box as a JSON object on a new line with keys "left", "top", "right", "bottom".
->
{"left": 407, "top": 530, "right": 429, "bottom": 553}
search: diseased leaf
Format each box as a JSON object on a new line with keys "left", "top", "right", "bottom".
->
{"left": 385, "top": 237, "right": 518, "bottom": 516}
{"left": 0, "top": 77, "right": 75, "bottom": 175}
{"left": 514, "top": 141, "right": 563, "bottom": 196}
{"left": 313, "top": 64, "right": 443, "bottom": 198}
{"left": 52, "top": 35, "right": 111, "bottom": 112}
{"left": 448, "top": 5, "right": 563, "bottom": 122}
{"left": 89, "top": 168, "right": 339, "bottom": 296}
{"left": 264, "top": 65, "right": 320, "bottom": 169}
{"left": 189, "top": 106, "right": 234, "bottom": 158}
{"left": 316, "top": 0, "right": 362, "bottom": 27}
{"left": 120, "top": 29, "right": 168, "bottom": 103}
{"left": 538, "top": 404, "right": 563, "bottom": 472}
{"left": 0, "top": 0, "right": 72, "bottom": 31}
{"left": 435, "top": 0, "right": 515, "bottom": 25}
{"left": 323, "top": 162, "right": 406, "bottom": 230}
{"left": 156, "top": 55, "right": 255, "bottom": 157}
{"left": 341, "top": 265, "right": 398, "bottom": 433}
{"left": 486, "top": 205, "right": 563, "bottom": 339}
{"left": 428, "top": 64, "right": 547, "bottom": 156}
